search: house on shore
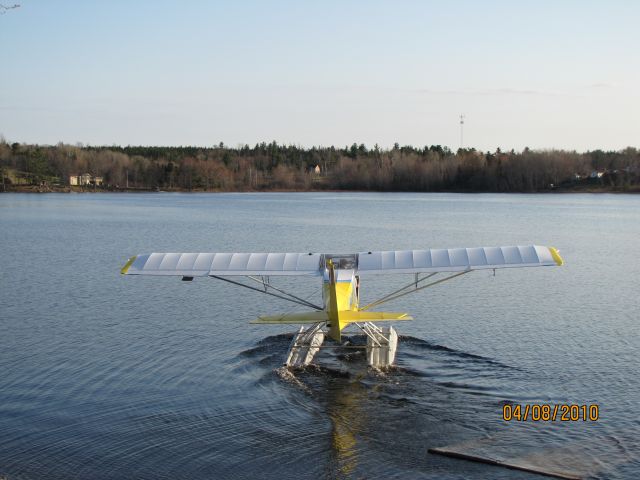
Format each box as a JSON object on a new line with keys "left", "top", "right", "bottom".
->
{"left": 70, "top": 173, "right": 103, "bottom": 186}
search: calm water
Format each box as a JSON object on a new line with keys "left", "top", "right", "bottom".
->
{"left": 1, "top": 192, "right": 639, "bottom": 479}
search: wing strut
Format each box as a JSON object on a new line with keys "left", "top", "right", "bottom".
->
{"left": 246, "top": 275, "right": 323, "bottom": 309}
{"left": 359, "top": 270, "right": 471, "bottom": 311}
{"left": 209, "top": 275, "right": 323, "bottom": 310}
{"left": 365, "top": 272, "right": 438, "bottom": 310}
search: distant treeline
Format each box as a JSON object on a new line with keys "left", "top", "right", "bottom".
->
{"left": 1, "top": 139, "right": 640, "bottom": 192}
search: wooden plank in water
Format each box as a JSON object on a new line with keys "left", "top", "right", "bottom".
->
{"left": 429, "top": 446, "right": 582, "bottom": 480}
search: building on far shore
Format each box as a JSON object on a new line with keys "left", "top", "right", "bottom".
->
{"left": 70, "top": 173, "right": 103, "bottom": 186}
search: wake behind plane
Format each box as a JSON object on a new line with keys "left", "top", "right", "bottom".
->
{"left": 121, "top": 245, "right": 563, "bottom": 367}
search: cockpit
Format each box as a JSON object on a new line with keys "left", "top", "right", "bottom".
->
{"left": 323, "top": 253, "right": 357, "bottom": 270}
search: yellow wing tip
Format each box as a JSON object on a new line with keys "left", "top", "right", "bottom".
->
{"left": 121, "top": 256, "right": 137, "bottom": 275}
{"left": 548, "top": 247, "right": 564, "bottom": 266}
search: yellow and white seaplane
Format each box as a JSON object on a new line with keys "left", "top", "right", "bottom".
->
{"left": 121, "top": 245, "right": 563, "bottom": 367}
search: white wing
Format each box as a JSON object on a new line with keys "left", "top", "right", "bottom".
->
{"left": 355, "top": 245, "right": 563, "bottom": 275}
{"left": 121, "top": 246, "right": 563, "bottom": 277}
{"left": 121, "top": 252, "right": 323, "bottom": 277}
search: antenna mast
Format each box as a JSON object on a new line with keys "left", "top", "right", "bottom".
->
{"left": 459, "top": 114, "right": 465, "bottom": 149}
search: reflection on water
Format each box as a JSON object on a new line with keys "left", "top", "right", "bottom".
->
{"left": 328, "top": 376, "right": 362, "bottom": 477}
{"left": 273, "top": 351, "right": 370, "bottom": 479}
{"left": 255, "top": 333, "right": 635, "bottom": 480}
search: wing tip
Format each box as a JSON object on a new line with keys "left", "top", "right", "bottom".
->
{"left": 120, "top": 255, "right": 137, "bottom": 275}
{"left": 548, "top": 247, "right": 564, "bottom": 266}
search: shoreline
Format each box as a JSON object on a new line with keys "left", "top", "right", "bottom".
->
{"left": 3, "top": 185, "right": 639, "bottom": 195}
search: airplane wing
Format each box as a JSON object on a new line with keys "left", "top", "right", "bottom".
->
{"left": 121, "top": 252, "right": 323, "bottom": 277}
{"left": 355, "top": 245, "right": 563, "bottom": 275}
{"left": 121, "top": 245, "right": 562, "bottom": 277}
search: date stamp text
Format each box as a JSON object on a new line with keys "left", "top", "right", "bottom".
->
{"left": 502, "top": 404, "right": 599, "bottom": 422}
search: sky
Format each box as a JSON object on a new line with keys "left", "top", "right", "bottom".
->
{"left": 1, "top": 0, "right": 639, "bottom": 151}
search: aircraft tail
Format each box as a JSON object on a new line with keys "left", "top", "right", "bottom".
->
{"left": 256, "top": 261, "right": 412, "bottom": 341}
{"left": 327, "top": 261, "right": 341, "bottom": 342}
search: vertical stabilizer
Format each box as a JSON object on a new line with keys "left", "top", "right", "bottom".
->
{"left": 327, "top": 261, "right": 342, "bottom": 342}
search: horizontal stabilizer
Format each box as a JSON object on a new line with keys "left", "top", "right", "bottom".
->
{"left": 340, "top": 311, "right": 413, "bottom": 322}
{"left": 251, "top": 311, "right": 329, "bottom": 324}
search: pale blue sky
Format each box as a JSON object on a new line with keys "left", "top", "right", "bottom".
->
{"left": 1, "top": 1, "right": 638, "bottom": 151}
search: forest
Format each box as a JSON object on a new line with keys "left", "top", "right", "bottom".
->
{"left": 1, "top": 138, "right": 639, "bottom": 193}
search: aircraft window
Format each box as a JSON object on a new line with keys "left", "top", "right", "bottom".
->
{"left": 324, "top": 254, "right": 357, "bottom": 269}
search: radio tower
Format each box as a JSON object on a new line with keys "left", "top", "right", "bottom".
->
{"left": 459, "top": 114, "right": 465, "bottom": 149}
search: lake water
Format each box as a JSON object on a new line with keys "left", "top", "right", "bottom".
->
{"left": 1, "top": 192, "right": 639, "bottom": 479}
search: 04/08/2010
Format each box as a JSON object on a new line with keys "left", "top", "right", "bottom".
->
{"left": 502, "top": 404, "right": 599, "bottom": 422}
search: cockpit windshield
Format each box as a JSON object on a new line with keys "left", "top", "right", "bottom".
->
{"left": 323, "top": 253, "right": 357, "bottom": 270}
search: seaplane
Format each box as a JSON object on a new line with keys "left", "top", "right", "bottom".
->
{"left": 121, "top": 245, "right": 563, "bottom": 368}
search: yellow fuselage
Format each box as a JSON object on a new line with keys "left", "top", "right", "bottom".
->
{"left": 251, "top": 262, "right": 411, "bottom": 340}
{"left": 323, "top": 265, "right": 359, "bottom": 342}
